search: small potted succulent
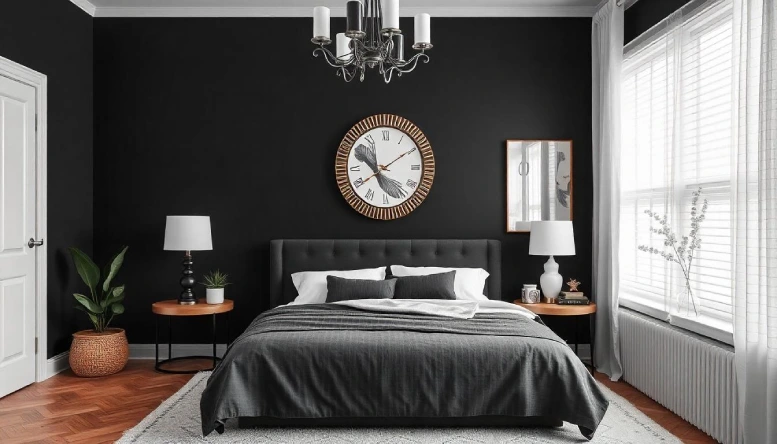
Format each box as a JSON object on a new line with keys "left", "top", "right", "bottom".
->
{"left": 68, "top": 246, "right": 129, "bottom": 377}
{"left": 202, "top": 270, "right": 230, "bottom": 304}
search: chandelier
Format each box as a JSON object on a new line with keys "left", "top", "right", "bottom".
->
{"left": 311, "top": 0, "right": 433, "bottom": 83}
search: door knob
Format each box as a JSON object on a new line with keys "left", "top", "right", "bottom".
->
{"left": 28, "top": 238, "right": 44, "bottom": 248}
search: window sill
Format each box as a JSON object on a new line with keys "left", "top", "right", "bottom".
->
{"left": 619, "top": 297, "right": 734, "bottom": 346}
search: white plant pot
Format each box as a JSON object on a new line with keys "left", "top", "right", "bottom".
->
{"left": 206, "top": 288, "right": 225, "bottom": 304}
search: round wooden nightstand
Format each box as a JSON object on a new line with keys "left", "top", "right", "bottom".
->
{"left": 152, "top": 299, "right": 234, "bottom": 374}
{"left": 514, "top": 300, "right": 596, "bottom": 371}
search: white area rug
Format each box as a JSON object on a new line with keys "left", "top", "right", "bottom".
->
{"left": 118, "top": 372, "right": 681, "bottom": 443}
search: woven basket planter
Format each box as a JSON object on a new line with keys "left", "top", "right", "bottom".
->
{"left": 69, "top": 328, "right": 129, "bottom": 377}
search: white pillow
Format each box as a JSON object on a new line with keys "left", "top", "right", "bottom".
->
{"left": 389, "top": 265, "right": 490, "bottom": 302}
{"left": 290, "top": 267, "right": 387, "bottom": 305}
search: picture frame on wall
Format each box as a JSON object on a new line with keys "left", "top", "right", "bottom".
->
{"left": 506, "top": 140, "right": 573, "bottom": 233}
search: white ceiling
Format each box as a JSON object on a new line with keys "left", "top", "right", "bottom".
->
{"left": 70, "top": 0, "right": 605, "bottom": 17}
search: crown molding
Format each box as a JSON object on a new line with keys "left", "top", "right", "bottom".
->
{"left": 69, "top": 0, "right": 97, "bottom": 16}
{"left": 93, "top": 5, "right": 596, "bottom": 18}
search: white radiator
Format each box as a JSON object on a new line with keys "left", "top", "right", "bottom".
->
{"left": 619, "top": 309, "right": 737, "bottom": 444}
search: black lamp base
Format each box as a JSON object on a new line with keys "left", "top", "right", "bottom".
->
{"left": 178, "top": 251, "right": 197, "bottom": 305}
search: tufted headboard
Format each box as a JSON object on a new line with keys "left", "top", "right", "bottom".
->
{"left": 269, "top": 239, "right": 501, "bottom": 308}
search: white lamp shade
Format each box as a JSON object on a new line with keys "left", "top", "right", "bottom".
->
{"left": 163, "top": 216, "right": 213, "bottom": 251}
{"left": 528, "top": 221, "right": 575, "bottom": 256}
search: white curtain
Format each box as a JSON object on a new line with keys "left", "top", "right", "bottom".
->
{"left": 732, "top": 0, "right": 777, "bottom": 441}
{"left": 591, "top": 0, "right": 624, "bottom": 381}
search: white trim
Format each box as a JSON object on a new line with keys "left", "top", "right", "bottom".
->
{"left": 0, "top": 56, "right": 48, "bottom": 383}
{"left": 129, "top": 343, "right": 229, "bottom": 359}
{"left": 69, "top": 0, "right": 97, "bottom": 16}
{"left": 94, "top": 6, "right": 596, "bottom": 18}
{"left": 624, "top": 0, "right": 640, "bottom": 8}
{"left": 46, "top": 352, "right": 70, "bottom": 378}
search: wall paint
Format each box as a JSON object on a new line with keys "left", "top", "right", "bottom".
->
{"left": 625, "top": 0, "right": 690, "bottom": 44}
{"left": 94, "top": 17, "right": 592, "bottom": 343}
{"left": 0, "top": 0, "right": 94, "bottom": 358}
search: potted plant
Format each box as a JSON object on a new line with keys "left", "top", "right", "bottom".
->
{"left": 68, "top": 246, "right": 129, "bottom": 377}
{"left": 202, "top": 270, "right": 230, "bottom": 304}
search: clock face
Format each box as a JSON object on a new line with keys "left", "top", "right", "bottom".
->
{"left": 346, "top": 126, "right": 423, "bottom": 208}
{"left": 336, "top": 114, "right": 435, "bottom": 220}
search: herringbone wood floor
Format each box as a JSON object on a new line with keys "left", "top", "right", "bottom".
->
{"left": 0, "top": 361, "right": 715, "bottom": 444}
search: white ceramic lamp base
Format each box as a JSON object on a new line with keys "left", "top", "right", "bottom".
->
{"left": 539, "top": 256, "right": 563, "bottom": 302}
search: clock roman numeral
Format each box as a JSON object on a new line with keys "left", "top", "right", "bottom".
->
{"left": 365, "top": 189, "right": 375, "bottom": 201}
{"left": 406, "top": 179, "right": 418, "bottom": 189}
{"left": 398, "top": 135, "right": 404, "bottom": 144}
{"left": 365, "top": 134, "right": 375, "bottom": 145}
{"left": 383, "top": 194, "right": 389, "bottom": 205}
{"left": 350, "top": 165, "right": 360, "bottom": 171}
{"left": 353, "top": 178, "right": 364, "bottom": 189}
{"left": 411, "top": 164, "right": 420, "bottom": 170}
{"left": 382, "top": 130, "right": 390, "bottom": 141}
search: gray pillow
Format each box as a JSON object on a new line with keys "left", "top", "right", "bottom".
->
{"left": 325, "top": 276, "right": 397, "bottom": 302}
{"left": 393, "top": 271, "right": 457, "bottom": 300}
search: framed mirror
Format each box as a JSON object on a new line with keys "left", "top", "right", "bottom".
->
{"left": 506, "top": 140, "right": 573, "bottom": 232}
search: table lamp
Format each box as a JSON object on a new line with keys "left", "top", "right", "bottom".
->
{"left": 529, "top": 221, "right": 575, "bottom": 303}
{"left": 164, "top": 216, "right": 213, "bottom": 305}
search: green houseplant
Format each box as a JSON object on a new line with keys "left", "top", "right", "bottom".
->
{"left": 202, "top": 270, "right": 230, "bottom": 304}
{"left": 68, "top": 246, "right": 130, "bottom": 377}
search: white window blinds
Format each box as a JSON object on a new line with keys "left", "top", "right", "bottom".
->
{"left": 619, "top": 0, "right": 735, "bottom": 334}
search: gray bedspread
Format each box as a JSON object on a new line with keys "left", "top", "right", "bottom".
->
{"left": 200, "top": 304, "right": 609, "bottom": 438}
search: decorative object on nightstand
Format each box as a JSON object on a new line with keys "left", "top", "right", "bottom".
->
{"left": 521, "top": 284, "right": 541, "bottom": 304}
{"left": 68, "top": 246, "right": 130, "bottom": 377}
{"left": 513, "top": 300, "right": 596, "bottom": 370}
{"left": 152, "top": 299, "right": 233, "bottom": 374}
{"left": 529, "top": 221, "right": 576, "bottom": 302}
{"left": 566, "top": 278, "right": 581, "bottom": 292}
{"left": 163, "top": 216, "right": 213, "bottom": 305}
{"left": 202, "top": 270, "right": 230, "bottom": 305}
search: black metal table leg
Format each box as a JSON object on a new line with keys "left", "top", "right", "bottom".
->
{"left": 590, "top": 312, "right": 596, "bottom": 371}
{"left": 212, "top": 314, "right": 217, "bottom": 368}
{"left": 168, "top": 316, "right": 172, "bottom": 360}
{"left": 574, "top": 316, "right": 580, "bottom": 356}
{"left": 155, "top": 315, "right": 159, "bottom": 367}
{"left": 226, "top": 312, "right": 230, "bottom": 346}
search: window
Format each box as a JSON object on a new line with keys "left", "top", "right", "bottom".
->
{"left": 619, "top": 0, "right": 734, "bottom": 342}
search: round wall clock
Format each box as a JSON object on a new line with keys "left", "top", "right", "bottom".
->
{"left": 335, "top": 114, "right": 435, "bottom": 220}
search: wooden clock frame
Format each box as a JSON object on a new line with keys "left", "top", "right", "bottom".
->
{"left": 335, "top": 114, "right": 435, "bottom": 220}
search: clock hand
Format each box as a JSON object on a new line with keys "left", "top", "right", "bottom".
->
{"left": 379, "top": 147, "right": 417, "bottom": 171}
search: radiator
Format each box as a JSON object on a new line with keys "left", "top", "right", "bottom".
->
{"left": 619, "top": 309, "right": 737, "bottom": 444}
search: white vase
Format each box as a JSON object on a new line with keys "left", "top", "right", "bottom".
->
{"left": 671, "top": 282, "right": 700, "bottom": 318}
{"left": 206, "top": 288, "right": 224, "bottom": 304}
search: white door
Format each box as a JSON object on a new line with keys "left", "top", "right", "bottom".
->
{"left": 0, "top": 74, "right": 37, "bottom": 398}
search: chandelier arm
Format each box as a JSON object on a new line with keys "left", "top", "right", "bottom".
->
{"left": 389, "top": 51, "right": 430, "bottom": 74}
{"left": 313, "top": 45, "right": 348, "bottom": 68}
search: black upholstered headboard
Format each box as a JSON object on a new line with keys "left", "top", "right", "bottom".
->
{"left": 269, "top": 239, "right": 501, "bottom": 308}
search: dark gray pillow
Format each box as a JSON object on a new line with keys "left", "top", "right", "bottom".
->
{"left": 326, "top": 276, "right": 396, "bottom": 302}
{"left": 393, "top": 271, "right": 457, "bottom": 300}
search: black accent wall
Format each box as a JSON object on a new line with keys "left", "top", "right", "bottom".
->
{"left": 0, "top": 0, "right": 94, "bottom": 357}
{"left": 94, "top": 17, "right": 593, "bottom": 344}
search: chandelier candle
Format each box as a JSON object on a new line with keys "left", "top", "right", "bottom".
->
{"left": 382, "top": 0, "right": 399, "bottom": 31}
{"left": 414, "top": 13, "right": 431, "bottom": 48}
{"left": 313, "top": 6, "right": 330, "bottom": 43}
{"left": 337, "top": 33, "right": 352, "bottom": 59}
{"left": 346, "top": 1, "right": 364, "bottom": 37}
{"left": 311, "top": 0, "right": 432, "bottom": 83}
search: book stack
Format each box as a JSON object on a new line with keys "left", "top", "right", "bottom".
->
{"left": 558, "top": 291, "right": 590, "bottom": 305}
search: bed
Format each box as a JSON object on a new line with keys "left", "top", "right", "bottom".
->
{"left": 200, "top": 239, "right": 608, "bottom": 439}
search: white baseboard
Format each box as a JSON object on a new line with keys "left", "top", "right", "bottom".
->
{"left": 129, "top": 343, "right": 228, "bottom": 360}
{"left": 46, "top": 351, "right": 70, "bottom": 379}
